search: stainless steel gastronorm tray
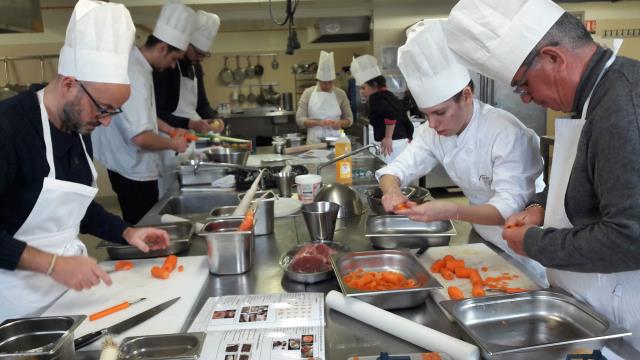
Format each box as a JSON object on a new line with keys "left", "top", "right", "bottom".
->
{"left": 97, "top": 222, "right": 193, "bottom": 260}
{"left": 331, "top": 250, "right": 442, "bottom": 310}
{"left": 119, "top": 332, "right": 206, "bottom": 360}
{"left": 365, "top": 215, "right": 456, "bottom": 249}
{"left": 440, "top": 290, "right": 631, "bottom": 359}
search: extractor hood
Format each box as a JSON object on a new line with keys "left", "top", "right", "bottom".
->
{"left": 309, "top": 16, "right": 370, "bottom": 43}
{"left": 0, "top": 0, "right": 43, "bottom": 34}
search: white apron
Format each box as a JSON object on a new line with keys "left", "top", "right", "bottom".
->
{"left": 377, "top": 137, "right": 410, "bottom": 164}
{"left": 158, "top": 64, "right": 199, "bottom": 195}
{"left": 307, "top": 90, "right": 341, "bottom": 144}
{"left": 0, "top": 89, "right": 96, "bottom": 321}
{"left": 543, "top": 41, "right": 640, "bottom": 351}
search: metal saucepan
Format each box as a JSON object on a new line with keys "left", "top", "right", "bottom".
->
{"left": 254, "top": 55, "right": 264, "bottom": 77}
{"left": 245, "top": 56, "right": 255, "bottom": 78}
{"left": 257, "top": 86, "right": 267, "bottom": 105}
{"left": 238, "top": 87, "right": 246, "bottom": 104}
{"left": 219, "top": 56, "right": 234, "bottom": 84}
{"left": 233, "top": 55, "right": 245, "bottom": 82}
{"left": 247, "top": 85, "right": 257, "bottom": 103}
{"left": 271, "top": 54, "right": 279, "bottom": 70}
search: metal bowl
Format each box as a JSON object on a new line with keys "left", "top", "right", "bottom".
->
{"left": 203, "top": 147, "right": 250, "bottom": 166}
{"left": 280, "top": 241, "right": 349, "bottom": 284}
{"left": 313, "top": 184, "right": 365, "bottom": 219}
{"left": 364, "top": 186, "right": 431, "bottom": 215}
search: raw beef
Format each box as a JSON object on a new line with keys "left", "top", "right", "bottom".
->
{"left": 289, "top": 243, "right": 337, "bottom": 273}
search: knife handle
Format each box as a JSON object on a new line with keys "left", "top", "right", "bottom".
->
{"left": 74, "top": 328, "right": 108, "bottom": 350}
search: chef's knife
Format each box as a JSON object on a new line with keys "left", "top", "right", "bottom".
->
{"left": 74, "top": 297, "right": 180, "bottom": 350}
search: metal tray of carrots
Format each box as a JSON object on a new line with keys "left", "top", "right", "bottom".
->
{"left": 97, "top": 221, "right": 193, "bottom": 260}
{"left": 330, "top": 250, "right": 442, "bottom": 310}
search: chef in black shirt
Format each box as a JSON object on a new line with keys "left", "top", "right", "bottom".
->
{"left": 0, "top": 0, "right": 169, "bottom": 321}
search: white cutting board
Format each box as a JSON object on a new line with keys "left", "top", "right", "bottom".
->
{"left": 420, "top": 243, "right": 540, "bottom": 303}
{"left": 43, "top": 255, "right": 209, "bottom": 351}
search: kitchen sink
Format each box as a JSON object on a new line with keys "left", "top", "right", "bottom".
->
{"left": 155, "top": 192, "right": 240, "bottom": 216}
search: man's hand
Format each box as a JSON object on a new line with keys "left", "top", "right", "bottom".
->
{"left": 123, "top": 227, "right": 170, "bottom": 253}
{"left": 502, "top": 223, "right": 534, "bottom": 256}
{"left": 171, "top": 136, "right": 188, "bottom": 153}
{"left": 395, "top": 200, "right": 458, "bottom": 222}
{"left": 188, "top": 119, "right": 212, "bottom": 134}
{"left": 381, "top": 137, "right": 393, "bottom": 156}
{"left": 381, "top": 191, "right": 408, "bottom": 213}
{"left": 51, "top": 256, "right": 112, "bottom": 291}
{"left": 209, "top": 118, "right": 225, "bottom": 133}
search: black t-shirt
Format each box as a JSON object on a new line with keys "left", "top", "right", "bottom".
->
{"left": 368, "top": 90, "right": 414, "bottom": 142}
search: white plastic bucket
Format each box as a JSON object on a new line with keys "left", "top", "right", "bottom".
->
{"left": 295, "top": 174, "right": 322, "bottom": 203}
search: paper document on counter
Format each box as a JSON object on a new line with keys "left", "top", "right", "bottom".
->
{"left": 189, "top": 292, "right": 326, "bottom": 360}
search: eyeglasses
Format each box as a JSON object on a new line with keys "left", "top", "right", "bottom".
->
{"left": 78, "top": 82, "right": 122, "bottom": 119}
{"left": 512, "top": 51, "right": 539, "bottom": 95}
{"left": 194, "top": 49, "right": 211, "bottom": 58}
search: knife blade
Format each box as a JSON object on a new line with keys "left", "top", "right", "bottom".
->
{"left": 74, "top": 296, "right": 180, "bottom": 350}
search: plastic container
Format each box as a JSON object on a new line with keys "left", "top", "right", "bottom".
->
{"left": 335, "top": 130, "right": 352, "bottom": 185}
{"left": 295, "top": 174, "right": 322, "bottom": 203}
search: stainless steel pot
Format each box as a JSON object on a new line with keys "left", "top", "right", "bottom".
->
{"left": 203, "top": 147, "right": 250, "bottom": 166}
{"left": 0, "top": 315, "right": 85, "bottom": 359}
{"left": 200, "top": 218, "right": 254, "bottom": 275}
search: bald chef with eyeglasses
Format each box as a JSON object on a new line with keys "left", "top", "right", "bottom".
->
{"left": 0, "top": 0, "right": 170, "bottom": 322}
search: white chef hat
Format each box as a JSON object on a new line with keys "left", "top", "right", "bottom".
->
{"left": 446, "top": 0, "right": 565, "bottom": 85}
{"left": 153, "top": 0, "right": 196, "bottom": 51}
{"left": 58, "top": 0, "right": 135, "bottom": 84}
{"left": 350, "top": 55, "right": 382, "bottom": 86}
{"left": 316, "top": 51, "right": 336, "bottom": 81}
{"left": 191, "top": 11, "right": 220, "bottom": 53}
{"left": 397, "top": 20, "right": 471, "bottom": 109}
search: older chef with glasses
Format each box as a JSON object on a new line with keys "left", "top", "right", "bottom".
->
{"left": 377, "top": 20, "right": 547, "bottom": 284}
{"left": 446, "top": 0, "right": 640, "bottom": 353}
{"left": 0, "top": 0, "right": 170, "bottom": 322}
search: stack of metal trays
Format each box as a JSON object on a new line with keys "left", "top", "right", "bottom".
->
{"left": 365, "top": 215, "right": 456, "bottom": 249}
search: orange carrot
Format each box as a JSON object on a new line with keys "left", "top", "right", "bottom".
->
{"left": 442, "top": 254, "right": 455, "bottom": 263}
{"left": 454, "top": 267, "right": 473, "bottom": 278}
{"left": 440, "top": 268, "right": 455, "bottom": 280}
{"left": 469, "top": 270, "right": 483, "bottom": 287}
{"left": 151, "top": 266, "right": 170, "bottom": 279}
{"left": 162, "top": 255, "right": 178, "bottom": 272}
{"left": 114, "top": 260, "right": 134, "bottom": 271}
{"left": 445, "top": 259, "right": 465, "bottom": 271}
{"left": 393, "top": 202, "right": 410, "bottom": 211}
{"left": 471, "top": 286, "right": 486, "bottom": 297}
{"left": 422, "top": 353, "right": 442, "bottom": 360}
{"left": 481, "top": 266, "right": 488, "bottom": 272}
{"left": 238, "top": 211, "right": 254, "bottom": 231}
{"left": 448, "top": 286, "right": 465, "bottom": 300}
{"left": 430, "top": 259, "right": 445, "bottom": 273}
{"left": 178, "top": 265, "right": 184, "bottom": 272}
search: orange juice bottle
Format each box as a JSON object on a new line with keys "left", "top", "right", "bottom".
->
{"left": 335, "top": 130, "right": 352, "bottom": 184}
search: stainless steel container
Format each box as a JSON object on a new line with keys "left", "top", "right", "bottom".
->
{"left": 237, "top": 191, "right": 275, "bottom": 236}
{"left": 440, "top": 290, "right": 631, "bottom": 360}
{"left": 176, "top": 164, "right": 227, "bottom": 186}
{"left": 200, "top": 218, "right": 254, "bottom": 275}
{"left": 279, "top": 241, "right": 349, "bottom": 284}
{"left": 301, "top": 201, "right": 340, "bottom": 241}
{"left": 285, "top": 133, "right": 304, "bottom": 147}
{"left": 209, "top": 205, "right": 236, "bottom": 217}
{"left": 272, "top": 140, "right": 286, "bottom": 154}
{"left": 203, "top": 147, "right": 250, "bottom": 166}
{"left": 365, "top": 215, "right": 456, "bottom": 249}
{"left": 331, "top": 250, "right": 442, "bottom": 310}
{"left": 0, "top": 315, "right": 85, "bottom": 359}
{"left": 364, "top": 186, "right": 432, "bottom": 215}
{"left": 313, "top": 184, "right": 365, "bottom": 219}
{"left": 97, "top": 222, "right": 192, "bottom": 260}
{"left": 273, "top": 171, "right": 296, "bottom": 197}
{"left": 119, "top": 332, "right": 206, "bottom": 360}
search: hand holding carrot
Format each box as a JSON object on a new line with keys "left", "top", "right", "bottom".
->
{"left": 394, "top": 200, "right": 457, "bottom": 223}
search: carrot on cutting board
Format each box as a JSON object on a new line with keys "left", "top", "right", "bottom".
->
{"left": 178, "top": 265, "right": 184, "bottom": 272}
{"left": 445, "top": 259, "right": 465, "bottom": 271}
{"left": 162, "top": 255, "right": 178, "bottom": 272}
{"left": 448, "top": 286, "right": 465, "bottom": 300}
{"left": 430, "top": 259, "right": 445, "bottom": 273}
{"left": 471, "top": 286, "right": 486, "bottom": 298}
{"left": 454, "top": 267, "right": 473, "bottom": 278}
{"left": 440, "top": 268, "right": 455, "bottom": 280}
{"left": 151, "top": 266, "right": 170, "bottom": 279}
{"left": 114, "top": 260, "right": 134, "bottom": 271}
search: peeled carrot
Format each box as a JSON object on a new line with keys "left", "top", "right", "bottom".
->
{"left": 454, "top": 267, "right": 473, "bottom": 278}
{"left": 448, "top": 286, "right": 465, "bottom": 300}
{"left": 422, "top": 353, "right": 442, "bottom": 360}
{"left": 445, "top": 259, "right": 465, "bottom": 271}
{"left": 151, "top": 266, "right": 170, "bottom": 279}
{"left": 442, "top": 254, "right": 455, "bottom": 263}
{"left": 393, "top": 202, "right": 410, "bottom": 211}
{"left": 440, "top": 268, "right": 455, "bottom": 280}
{"left": 472, "top": 286, "right": 486, "bottom": 297}
{"left": 343, "top": 270, "right": 418, "bottom": 291}
{"left": 162, "top": 255, "right": 178, "bottom": 272}
{"left": 430, "top": 259, "right": 445, "bottom": 273}
{"left": 178, "top": 265, "right": 184, "bottom": 272}
{"left": 238, "top": 211, "right": 254, "bottom": 231}
{"left": 114, "top": 260, "right": 134, "bottom": 271}
{"left": 481, "top": 266, "right": 488, "bottom": 272}
{"left": 469, "top": 270, "right": 483, "bottom": 287}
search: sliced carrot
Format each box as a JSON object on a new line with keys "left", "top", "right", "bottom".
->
{"left": 481, "top": 266, "right": 488, "bottom": 272}
{"left": 114, "top": 260, "right": 134, "bottom": 271}
{"left": 430, "top": 259, "right": 445, "bottom": 273}
{"left": 445, "top": 259, "right": 465, "bottom": 271}
{"left": 440, "top": 268, "right": 455, "bottom": 280}
{"left": 454, "top": 267, "right": 473, "bottom": 278}
{"left": 442, "top": 254, "right": 455, "bottom": 262}
{"left": 469, "top": 270, "right": 483, "bottom": 287}
{"left": 504, "top": 287, "right": 529, "bottom": 293}
{"left": 393, "top": 202, "right": 410, "bottom": 211}
{"left": 162, "top": 255, "right": 178, "bottom": 272}
{"left": 151, "top": 266, "right": 170, "bottom": 279}
{"left": 421, "top": 353, "right": 442, "bottom": 360}
{"left": 178, "top": 265, "right": 184, "bottom": 272}
{"left": 448, "top": 286, "right": 465, "bottom": 300}
{"left": 471, "top": 286, "right": 486, "bottom": 297}
{"left": 238, "top": 211, "right": 255, "bottom": 231}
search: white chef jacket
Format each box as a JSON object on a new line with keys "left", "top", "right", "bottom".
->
{"left": 376, "top": 99, "right": 545, "bottom": 220}
{"left": 92, "top": 47, "right": 160, "bottom": 181}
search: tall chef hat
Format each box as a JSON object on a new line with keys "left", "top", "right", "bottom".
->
{"left": 397, "top": 19, "right": 470, "bottom": 109}
{"left": 58, "top": 0, "right": 135, "bottom": 84}
{"left": 446, "top": 0, "right": 565, "bottom": 84}
{"left": 350, "top": 55, "right": 382, "bottom": 86}
{"left": 191, "top": 11, "right": 220, "bottom": 53}
{"left": 316, "top": 51, "right": 336, "bottom": 81}
{"left": 153, "top": 0, "right": 196, "bottom": 51}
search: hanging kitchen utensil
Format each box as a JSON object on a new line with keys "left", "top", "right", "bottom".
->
{"left": 254, "top": 55, "right": 264, "bottom": 77}
{"left": 257, "top": 85, "right": 267, "bottom": 106}
{"left": 247, "top": 85, "right": 257, "bottom": 103}
{"left": 0, "top": 58, "right": 18, "bottom": 101}
{"left": 233, "top": 55, "right": 246, "bottom": 82}
{"left": 219, "top": 56, "right": 234, "bottom": 84}
{"left": 245, "top": 56, "right": 255, "bottom": 78}
{"left": 271, "top": 54, "right": 279, "bottom": 70}
{"left": 237, "top": 86, "right": 246, "bottom": 104}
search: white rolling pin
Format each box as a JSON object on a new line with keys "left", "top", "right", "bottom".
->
{"left": 283, "top": 142, "right": 326, "bottom": 154}
{"left": 232, "top": 169, "right": 264, "bottom": 216}
{"left": 160, "top": 214, "right": 205, "bottom": 233}
{"left": 325, "top": 291, "right": 479, "bottom": 360}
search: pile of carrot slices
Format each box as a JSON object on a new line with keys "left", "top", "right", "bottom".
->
{"left": 430, "top": 254, "right": 529, "bottom": 300}
{"left": 150, "top": 255, "right": 182, "bottom": 280}
{"left": 343, "top": 268, "right": 418, "bottom": 291}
